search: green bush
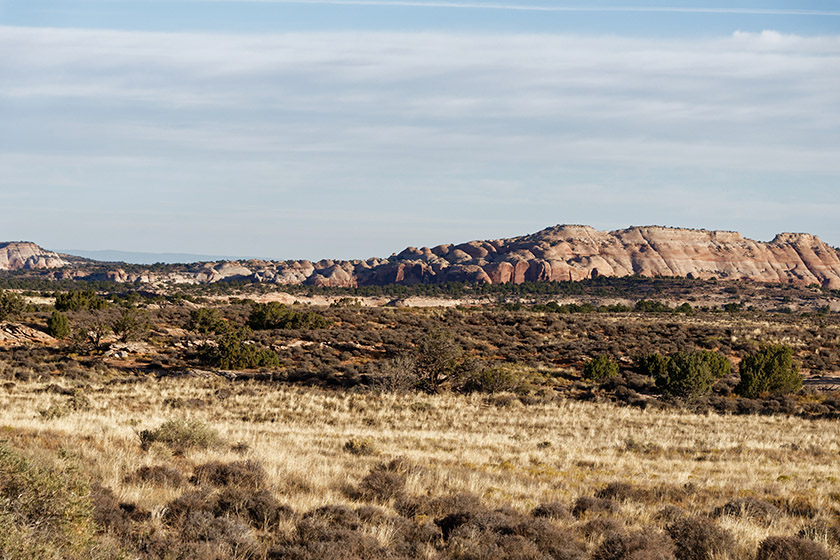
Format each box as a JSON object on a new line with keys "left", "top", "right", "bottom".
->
{"left": 112, "top": 307, "right": 148, "bottom": 342}
{"left": 139, "top": 419, "right": 221, "bottom": 453}
{"left": 699, "top": 351, "right": 732, "bottom": 378}
{"left": 655, "top": 351, "right": 715, "bottom": 398}
{"left": 247, "top": 302, "right": 330, "bottom": 330}
{"left": 0, "top": 442, "right": 97, "bottom": 559}
{"left": 198, "top": 329, "right": 280, "bottom": 370}
{"left": 736, "top": 344, "right": 802, "bottom": 398}
{"left": 46, "top": 311, "right": 70, "bottom": 339}
{"left": 583, "top": 355, "right": 619, "bottom": 381}
{"left": 635, "top": 353, "right": 669, "bottom": 378}
{"left": 187, "top": 308, "right": 228, "bottom": 335}
{"left": 414, "top": 331, "right": 463, "bottom": 392}
{"left": 54, "top": 290, "right": 108, "bottom": 312}
{"left": 459, "top": 364, "right": 523, "bottom": 393}
{"left": 0, "top": 291, "right": 26, "bottom": 321}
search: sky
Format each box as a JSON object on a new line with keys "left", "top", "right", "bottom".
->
{"left": 1, "top": 1, "right": 839, "bottom": 261}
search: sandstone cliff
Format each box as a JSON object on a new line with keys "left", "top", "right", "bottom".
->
{"left": 6, "top": 226, "right": 840, "bottom": 289}
{"left": 0, "top": 242, "right": 68, "bottom": 271}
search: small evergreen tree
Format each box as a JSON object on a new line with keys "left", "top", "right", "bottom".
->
{"left": 583, "top": 355, "right": 619, "bottom": 381}
{"left": 736, "top": 344, "right": 802, "bottom": 398}
{"left": 655, "top": 351, "right": 716, "bottom": 398}
{"left": 112, "top": 307, "right": 149, "bottom": 342}
{"left": 47, "top": 311, "right": 71, "bottom": 339}
{"left": 414, "top": 331, "right": 463, "bottom": 393}
{"left": 0, "top": 291, "right": 26, "bottom": 321}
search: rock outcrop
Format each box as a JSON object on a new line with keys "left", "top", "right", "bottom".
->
{"left": 0, "top": 242, "right": 67, "bottom": 270}
{"left": 6, "top": 226, "right": 840, "bottom": 289}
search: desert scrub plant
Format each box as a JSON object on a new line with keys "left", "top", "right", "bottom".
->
{"left": 369, "top": 354, "right": 418, "bottom": 392}
{"left": 111, "top": 306, "right": 149, "bottom": 342}
{"left": 343, "top": 436, "right": 378, "bottom": 456}
{"left": 0, "top": 441, "right": 99, "bottom": 559}
{"left": 187, "top": 307, "right": 228, "bottom": 334}
{"left": 414, "top": 330, "right": 465, "bottom": 392}
{"left": 46, "top": 311, "right": 71, "bottom": 339}
{"left": 666, "top": 516, "right": 735, "bottom": 560}
{"left": 458, "top": 363, "right": 527, "bottom": 393}
{"left": 583, "top": 355, "right": 619, "bottom": 381}
{"left": 138, "top": 418, "right": 221, "bottom": 454}
{"left": 736, "top": 344, "right": 803, "bottom": 398}
{"left": 247, "top": 301, "right": 330, "bottom": 330}
{"left": 655, "top": 351, "right": 717, "bottom": 398}
{"left": 755, "top": 536, "right": 832, "bottom": 560}
{"left": 54, "top": 290, "right": 108, "bottom": 312}
{"left": 197, "top": 328, "right": 280, "bottom": 370}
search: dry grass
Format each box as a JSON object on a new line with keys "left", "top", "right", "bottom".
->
{"left": 1, "top": 376, "right": 839, "bottom": 558}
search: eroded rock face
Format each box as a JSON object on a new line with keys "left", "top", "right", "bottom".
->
{"left": 8, "top": 225, "right": 840, "bottom": 289}
{"left": 0, "top": 242, "right": 67, "bottom": 271}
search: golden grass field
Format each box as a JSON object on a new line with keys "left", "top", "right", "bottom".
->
{"left": 2, "top": 373, "right": 839, "bottom": 559}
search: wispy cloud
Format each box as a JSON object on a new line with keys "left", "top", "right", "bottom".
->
{"left": 179, "top": 0, "right": 840, "bottom": 17}
{"left": 1, "top": 25, "right": 839, "bottom": 255}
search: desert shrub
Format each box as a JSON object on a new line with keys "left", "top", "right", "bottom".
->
{"left": 0, "top": 442, "right": 96, "bottom": 559}
{"left": 636, "top": 353, "right": 670, "bottom": 377}
{"left": 198, "top": 328, "right": 280, "bottom": 370}
{"left": 799, "top": 519, "right": 840, "bottom": 546}
{"left": 190, "top": 459, "right": 266, "bottom": 489}
{"left": 594, "top": 530, "right": 675, "bottom": 560}
{"left": 414, "top": 330, "right": 464, "bottom": 392}
{"left": 303, "top": 504, "right": 362, "bottom": 529}
{"left": 583, "top": 355, "right": 619, "bottom": 381}
{"left": 368, "top": 354, "right": 418, "bottom": 393}
{"left": 572, "top": 496, "right": 619, "bottom": 518}
{"left": 699, "top": 351, "right": 732, "bottom": 378}
{"left": 458, "top": 363, "right": 525, "bottom": 393}
{"left": 354, "top": 458, "right": 411, "bottom": 503}
{"left": 774, "top": 496, "right": 819, "bottom": 519}
{"left": 343, "top": 437, "right": 378, "bottom": 456}
{"left": 394, "top": 492, "right": 483, "bottom": 519}
{"left": 54, "top": 290, "right": 108, "bottom": 312}
{"left": 216, "top": 487, "right": 293, "bottom": 530}
{"left": 655, "top": 351, "right": 716, "bottom": 398}
{"left": 181, "top": 510, "right": 259, "bottom": 556}
{"left": 736, "top": 344, "right": 803, "bottom": 398}
{"left": 111, "top": 307, "right": 149, "bottom": 342}
{"left": 577, "top": 517, "right": 625, "bottom": 537}
{"left": 667, "top": 517, "right": 734, "bottom": 560}
{"left": 595, "top": 482, "right": 656, "bottom": 503}
{"left": 90, "top": 483, "right": 148, "bottom": 534}
{"left": 531, "top": 502, "right": 570, "bottom": 519}
{"left": 187, "top": 307, "right": 228, "bottom": 334}
{"left": 513, "top": 517, "right": 588, "bottom": 559}
{"left": 46, "top": 311, "right": 71, "bottom": 339}
{"left": 755, "top": 536, "right": 832, "bottom": 560}
{"left": 0, "top": 291, "right": 27, "bottom": 321}
{"left": 248, "top": 302, "right": 330, "bottom": 330}
{"left": 713, "top": 497, "right": 782, "bottom": 524}
{"left": 125, "top": 464, "right": 186, "bottom": 487}
{"left": 138, "top": 418, "right": 221, "bottom": 454}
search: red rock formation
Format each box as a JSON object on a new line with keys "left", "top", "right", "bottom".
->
{"left": 7, "top": 226, "right": 840, "bottom": 289}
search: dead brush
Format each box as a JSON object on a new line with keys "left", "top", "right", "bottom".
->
{"left": 352, "top": 457, "right": 413, "bottom": 503}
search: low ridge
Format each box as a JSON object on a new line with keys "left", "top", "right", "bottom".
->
{"left": 4, "top": 226, "right": 840, "bottom": 289}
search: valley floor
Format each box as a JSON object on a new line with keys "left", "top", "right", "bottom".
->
{"left": 1, "top": 375, "right": 838, "bottom": 558}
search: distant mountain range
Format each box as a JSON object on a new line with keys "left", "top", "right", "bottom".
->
{"left": 2, "top": 225, "right": 840, "bottom": 289}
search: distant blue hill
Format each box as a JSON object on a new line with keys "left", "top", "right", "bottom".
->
{"left": 57, "top": 249, "right": 253, "bottom": 265}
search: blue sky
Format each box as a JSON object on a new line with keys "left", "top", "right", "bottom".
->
{"left": 1, "top": 1, "right": 839, "bottom": 260}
